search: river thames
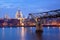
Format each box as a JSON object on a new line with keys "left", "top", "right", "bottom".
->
{"left": 0, "top": 27, "right": 60, "bottom": 40}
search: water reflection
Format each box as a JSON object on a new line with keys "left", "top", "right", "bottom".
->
{"left": 21, "top": 27, "right": 25, "bottom": 37}
{"left": 59, "top": 27, "right": 60, "bottom": 29}
{"left": 52, "top": 27, "right": 55, "bottom": 29}
{"left": 10, "top": 27, "right": 12, "bottom": 37}
{"left": 0, "top": 27, "right": 60, "bottom": 40}
{"left": 10, "top": 27, "right": 12, "bottom": 29}
{"left": 2, "top": 27, "right": 4, "bottom": 30}
{"left": 47, "top": 26, "right": 50, "bottom": 29}
{"left": 2, "top": 27, "right": 5, "bottom": 40}
{"left": 21, "top": 27, "right": 26, "bottom": 40}
{"left": 17, "top": 27, "right": 20, "bottom": 35}
{"left": 21, "top": 27, "right": 25, "bottom": 36}
{"left": 36, "top": 32, "right": 43, "bottom": 40}
{"left": 58, "top": 27, "right": 60, "bottom": 31}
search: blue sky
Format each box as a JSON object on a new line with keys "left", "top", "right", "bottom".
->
{"left": 0, "top": 0, "right": 60, "bottom": 18}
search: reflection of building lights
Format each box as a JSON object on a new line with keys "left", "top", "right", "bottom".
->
{"left": 59, "top": 27, "right": 60, "bottom": 29}
{"left": 21, "top": 27, "right": 25, "bottom": 40}
{"left": 17, "top": 27, "right": 20, "bottom": 35}
{"left": 48, "top": 27, "right": 49, "bottom": 29}
{"left": 10, "top": 27, "right": 12, "bottom": 29}
{"left": 2, "top": 27, "right": 4, "bottom": 30}
{"left": 2, "top": 27, "right": 5, "bottom": 39}
{"left": 59, "top": 27, "right": 60, "bottom": 32}
{"left": 21, "top": 27, "right": 25, "bottom": 37}
{"left": 17, "top": 27, "right": 19, "bottom": 29}
{"left": 30, "top": 27, "right": 32, "bottom": 29}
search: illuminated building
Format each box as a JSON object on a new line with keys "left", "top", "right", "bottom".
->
{"left": 15, "top": 9, "right": 25, "bottom": 26}
{"left": 15, "top": 10, "right": 23, "bottom": 19}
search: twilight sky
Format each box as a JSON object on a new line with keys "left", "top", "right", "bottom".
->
{"left": 0, "top": 0, "right": 60, "bottom": 18}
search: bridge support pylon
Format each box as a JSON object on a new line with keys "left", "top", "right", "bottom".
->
{"left": 36, "top": 24, "right": 43, "bottom": 33}
{"left": 35, "top": 18, "right": 43, "bottom": 33}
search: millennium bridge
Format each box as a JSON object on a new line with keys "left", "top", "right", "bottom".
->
{"left": 28, "top": 9, "right": 60, "bottom": 32}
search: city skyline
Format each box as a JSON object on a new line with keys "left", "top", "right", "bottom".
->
{"left": 0, "top": 0, "right": 60, "bottom": 18}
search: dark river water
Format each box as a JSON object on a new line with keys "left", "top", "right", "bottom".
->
{"left": 0, "top": 27, "right": 60, "bottom": 40}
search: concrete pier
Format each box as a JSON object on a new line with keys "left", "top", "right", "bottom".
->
{"left": 36, "top": 18, "right": 43, "bottom": 33}
{"left": 36, "top": 23, "right": 43, "bottom": 33}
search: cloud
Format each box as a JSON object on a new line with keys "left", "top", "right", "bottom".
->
{"left": 0, "top": 2, "right": 19, "bottom": 8}
{"left": 0, "top": 0, "right": 24, "bottom": 3}
{"left": 0, "top": 0, "right": 25, "bottom": 8}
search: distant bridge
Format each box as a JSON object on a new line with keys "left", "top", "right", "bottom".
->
{"left": 28, "top": 9, "right": 60, "bottom": 32}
